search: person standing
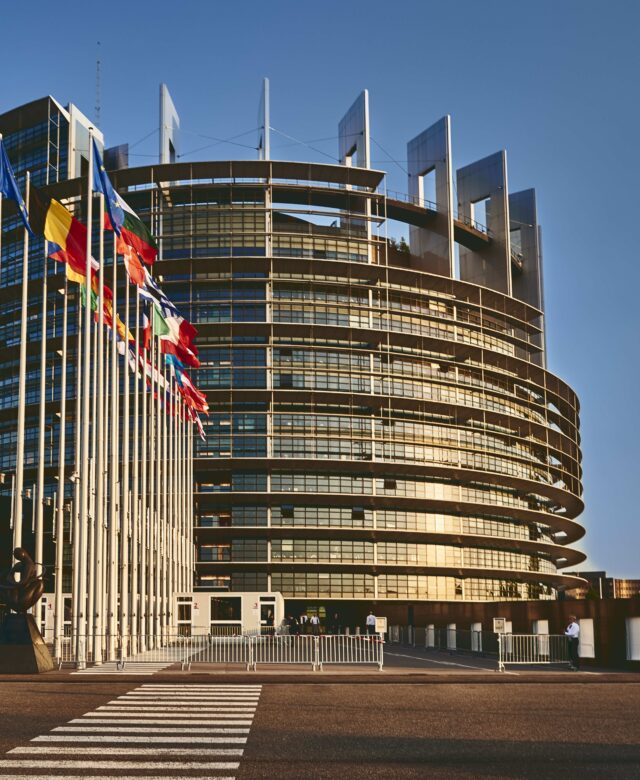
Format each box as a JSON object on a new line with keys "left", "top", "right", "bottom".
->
{"left": 565, "top": 615, "right": 580, "bottom": 670}
{"left": 365, "top": 610, "right": 376, "bottom": 637}
{"left": 309, "top": 614, "right": 321, "bottom": 635}
{"left": 299, "top": 613, "right": 309, "bottom": 634}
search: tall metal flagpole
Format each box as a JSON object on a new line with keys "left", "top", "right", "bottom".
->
{"left": 130, "top": 289, "right": 140, "bottom": 652}
{"left": 155, "top": 333, "right": 162, "bottom": 641}
{"left": 76, "top": 131, "right": 94, "bottom": 668}
{"left": 175, "top": 394, "right": 180, "bottom": 594}
{"left": 119, "top": 278, "right": 131, "bottom": 653}
{"left": 71, "top": 292, "right": 82, "bottom": 642}
{"left": 93, "top": 192, "right": 105, "bottom": 663}
{"left": 148, "top": 331, "right": 157, "bottom": 645}
{"left": 54, "top": 278, "right": 69, "bottom": 657}
{"left": 139, "top": 301, "right": 148, "bottom": 651}
{"left": 14, "top": 172, "right": 31, "bottom": 552}
{"left": 187, "top": 414, "right": 195, "bottom": 591}
{"left": 169, "top": 375, "right": 175, "bottom": 629}
{"left": 162, "top": 360, "right": 169, "bottom": 637}
{"left": 107, "top": 239, "right": 119, "bottom": 660}
{"left": 101, "top": 303, "right": 110, "bottom": 658}
{"left": 35, "top": 213, "right": 48, "bottom": 597}
{"left": 86, "top": 317, "right": 97, "bottom": 652}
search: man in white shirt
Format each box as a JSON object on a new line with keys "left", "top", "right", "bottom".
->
{"left": 365, "top": 611, "right": 376, "bottom": 637}
{"left": 309, "top": 614, "right": 321, "bottom": 635}
{"left": 565, "top": 615, "right": 580, "bottom": 670}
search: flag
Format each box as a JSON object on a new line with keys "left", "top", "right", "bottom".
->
{"left": 175, "top": 367, "right": 208, "bottom": 414}
{"left": 118, "top": 235, "right": 146, "bottom": 286}
{"left": 30, "top": 187, "right": 96, "bottom": 279}
{"left": 142, "top": 312, "right": 151, "bottom": 351}
{"left": 93, "top": 138, "right": 157, "bottom": 266}
{"left": 140, "top": 270, "right": 198, "bottom": 349}
{"left": 113, "top": 192, "right": 158, "bottom": 264}
{"left": 160, "top": 335, "right": 200, "bottom": 369}
{"left": 138, "top": 267, "right": 166, "bottom": 306}
{"left": 152, "top": 303, "right": 170, "bottom": 338}
{"left": 0, "top": 139, "right": 34, "bottom": 235}
{"left": 194, "top": 413, "right": 206, "bottom": 442}
{"left": 92, "top": 139, "right": 124, "bottom": 237}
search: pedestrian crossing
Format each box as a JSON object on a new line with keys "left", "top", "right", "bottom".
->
{"left": 0, "top": 683, "right": 262, "bottom": 779}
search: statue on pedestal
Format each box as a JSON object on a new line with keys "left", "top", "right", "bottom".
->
{"left": 0, "top": 548, "right": 46, "bottom": 612}
{"left": 0, "top": 548, "right": 54, "bottom": 673}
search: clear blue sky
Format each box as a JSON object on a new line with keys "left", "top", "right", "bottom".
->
{"left": 3, "top": 0, "right": 639, "bottom": 575}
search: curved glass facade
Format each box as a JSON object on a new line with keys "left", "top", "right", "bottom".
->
{"left": 0, "top": 153, "right": 586, "bottom": 605}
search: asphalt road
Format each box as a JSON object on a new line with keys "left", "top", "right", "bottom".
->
{"left": 0, "top": 681, "right": 638, "bottom": 779}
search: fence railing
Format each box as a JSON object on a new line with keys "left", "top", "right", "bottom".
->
{"left": 49, "top": 633, "right": 384, "bottom": 672}
{"left": 498, "top": 634, "right": 568, "bottom": 672}
{"left": 388, "top": 625, "right": 498, "bottom": 656}
{"left": 388, "top": 625, "right": 570, "bottom": 672}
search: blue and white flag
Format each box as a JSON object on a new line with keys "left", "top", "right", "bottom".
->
{"left": 92, "top": 138, "right": 124, "bottom": 237}
{"left": 0, "top": 139, "right": 34, "bottom": 235}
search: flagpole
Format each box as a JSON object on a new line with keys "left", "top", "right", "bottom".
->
{"left": 35, "top": 213, "right": 49, "bottom": 598}
{"left": 189, "top": 415, "right": 194, "bottom": 591}
{"left": 93, "top": 192, "right": 106, "bottom": 663}
{"left": 76, "top": 131, "right": 94, "bottom": 668}
{"left": 157, "top": 336, "right": 163, "bottom": 641}
{"left": 71, "top": 288, "right": 82, "bottom": 644}
{"left": 163, "top": 361, "right": 169, "bottom": 637}
{"left": 107, "top": 238, "right": 119, "bottom": 661}
{"left": 13, "top": 171, "right": 31, "bottom": 553}
{"left": 155, "top": 333, "right": 162, "bottom": 641}
{"left": 150, "top": 332, "right": 159, "bottom": 642}
{"left": 139, "top": 303, "right": 148, "bottom": 651}
{"left": 53, "top": 278, "right": 69, "bottom": 657}
{"left": 101, "top": 303, "right": 110, "bottom": 661}
{"left": 119, "top": 278, "right": 131, "bottom": 654}
{"left": 86, "top": 316, "right": 97, "bottom": 655}
{"left": 165, "top": 373, "right": 172, "bottom": 635}
{"left": 130, "top": 289, "right": 140, "bottom": 653}
{"left": 175, "top": 394, "right": 181, "bottom": 595}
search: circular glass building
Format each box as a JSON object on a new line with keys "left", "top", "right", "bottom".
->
{"left": 100, "top": 153, "right": 585, "bottom": 613}
{"left": 1, "top": 95, "right": 586, "bottom": 625}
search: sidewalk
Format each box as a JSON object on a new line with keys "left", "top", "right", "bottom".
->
{"left": 0, "top": 660, "right": 638, "bottom": 684}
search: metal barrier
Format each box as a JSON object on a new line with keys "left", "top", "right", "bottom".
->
{"left": 319, "top": 634, "right": 383, "bottom": 671}
{"left": 251, "top": 635, "right": 318, "bottom": 670}
{"left": 48, "top": 633, "right": 384, "bottom": 672}
{"left": 498, "top": 634, "right": 569, "bottom": 672}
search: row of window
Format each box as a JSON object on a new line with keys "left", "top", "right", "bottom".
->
{"left": 197, "top": 540, "right": 555, "bottom": 573}
{"left": 198, "top": 471, "right": 562, "bottom": 515}
{"left": 195, "top": 505, "right": 552, "bottom": 542}
{"left": 196, "top": 573, "right": 555, "bottom": 600}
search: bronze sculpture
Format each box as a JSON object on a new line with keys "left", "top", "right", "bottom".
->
{"left": 0, "top": 548, "right": 45, "bottom": 613}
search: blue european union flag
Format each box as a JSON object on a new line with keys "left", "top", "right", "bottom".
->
{"left": 92, "top": 138, "right": 124, "bottom": 237}
{"left": 0, "top": 139, "right": 34, "bottom": 236}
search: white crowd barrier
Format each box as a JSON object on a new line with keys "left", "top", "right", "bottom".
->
{"left": 48, "top": 632, "right": 384, "bottom": 671}
{"left": 498, "top": 633, "right": 569, "bottom": 672}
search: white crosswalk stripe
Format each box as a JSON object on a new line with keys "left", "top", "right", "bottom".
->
{"left": 3, "top": 683, "right": 262, "bottom": 779}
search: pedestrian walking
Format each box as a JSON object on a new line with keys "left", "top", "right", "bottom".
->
{"left": 365, "top": 610, "right": 376, "bottom": 637}
{"left": 310, "top": 614, "right": 321, "bottom": 635}
{"left": 299, "top": 613, "right": 309, "bottom": 634}
{"left": 565, "top": 615, "right": 580, "bottom": 670}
